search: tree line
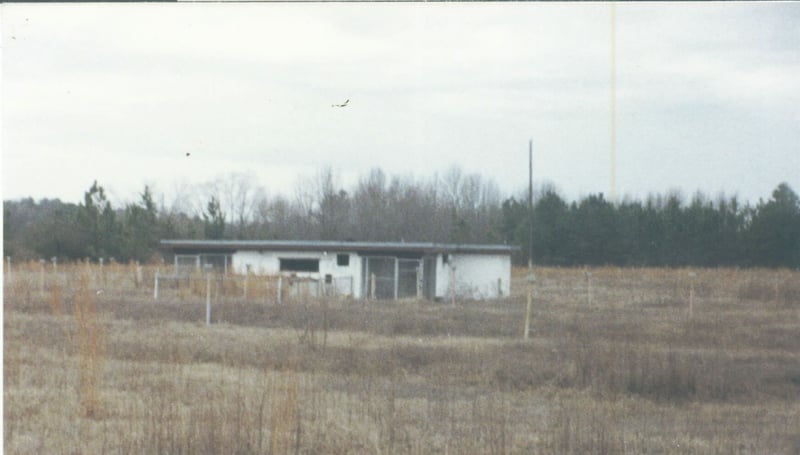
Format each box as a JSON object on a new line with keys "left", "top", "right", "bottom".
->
{"left": 3, "top": 167, "right": 798, "bottom": 268}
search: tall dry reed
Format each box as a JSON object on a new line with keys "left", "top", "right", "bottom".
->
{"left": 73, "top": 272, "right": 105, "bottom": 418}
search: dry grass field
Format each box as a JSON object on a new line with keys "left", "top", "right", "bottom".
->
{"left": 4, "top": 261, "right": 800, "bottom": 454}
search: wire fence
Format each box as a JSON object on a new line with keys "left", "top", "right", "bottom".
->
{"left": 3, "top": 259, "right": 356, "bottom": 306}
{"left": 5, "top": 259, "right": 799, "bottom": 313}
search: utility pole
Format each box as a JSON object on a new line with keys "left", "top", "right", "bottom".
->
{"left": 610, "top": 1, "right": 617, "bottom": 206}
{"left": 524, "top": 139, "right": 536, "bottom": 340}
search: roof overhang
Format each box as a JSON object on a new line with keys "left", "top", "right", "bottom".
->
{"left": 159, "top": 240, "right": 519, "bottom": 256}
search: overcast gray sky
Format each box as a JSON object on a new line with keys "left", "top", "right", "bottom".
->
{"left": 2, "top": 2, "right": 799, "bottom": 207}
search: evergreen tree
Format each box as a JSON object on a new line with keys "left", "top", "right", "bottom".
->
{"left": 532, "top": 189, "right": 569, "bottom": 265}
{"left": 744, "top": 183, "right": 800, "bottom": 267}
{"left": 500, "top": 197, "right": 529, "bottom": 264}
{"left": 203, "top": 196, "right": 226, "bottom": 239}
{"left": 121, "top": 186, "right": 159, "bottom": 262}
{"left": 569, "top": 194, "right": 617, "bottom": 265}
{"left": 3, "top": 168, "right": 797, "bottom": 269}
{"left": 77, "top": 181, "right": 119, "bottom": 259}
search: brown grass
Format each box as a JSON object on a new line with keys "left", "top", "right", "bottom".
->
{"left": 73, "top": 272, "right": 106, "bottom": 419}
{"left": 4, "top": 263, "right": 800, "bottom": 453}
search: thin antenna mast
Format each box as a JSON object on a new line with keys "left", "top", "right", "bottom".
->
{"left": 610, "top": 1, "right": 617, "bottom": 205}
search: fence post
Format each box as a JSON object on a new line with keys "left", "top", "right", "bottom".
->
{"left": 417, "top": 268, "right": 423, "bottom": 299}
{"left": 135, "top": 261, "right": 142, "bottom": 288}
{"left": 277, "top": 275, "right": 283, "bottom": 305}
{"left": 206, "top": 272, "right": 212, "bottom": 326}
{"left": 688, "top": 271, "right": 696, "bottom": 319}
{"left": 370, "top": 273, "right": 376, "bottom": 300}
{"left": 586, "top": 270, "right": 593, "bottom": 307}
{"left": 154, "top": 269, "right": 159, "bottom": 301}
{"left": 244, "top": 270, "right": 249, "bottom": 302}
{"left": 450, "top": 267, "right": 456, "bottom": 306}
{"left": 40, "top": 259, "right": 46, "bottom": 299}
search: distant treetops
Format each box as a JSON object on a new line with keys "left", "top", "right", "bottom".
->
{"left": 3, "top": 176, "right": 798, "bottom": 268}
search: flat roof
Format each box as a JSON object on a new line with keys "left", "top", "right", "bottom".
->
{"left": 160, "top": 239, "right": 518, "bottom": 256}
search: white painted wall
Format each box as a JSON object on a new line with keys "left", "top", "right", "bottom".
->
{"left": 230, "top": 249, "right": 509, "bottom": 300}
{"left": 435, "top": 253, "right": 451, "bottom": 299}
{"left": 441, "top": 254, "right": 511, "bottom": 300}
{"left": 231, "top": 250, "right": 363, "bottom": 298}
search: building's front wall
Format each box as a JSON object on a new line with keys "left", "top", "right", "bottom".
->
{"left": 436, "top": 253, "right": 511, "bottom": 300}
{"left": 228, "top": 249, "right": 510, "bottom": 300}
{"left": 231, "top": 250, "right": 363, "bottom": 298}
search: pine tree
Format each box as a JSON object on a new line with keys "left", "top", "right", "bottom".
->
{"left": 203, "top": 196, "right": 226, "bottom": 239}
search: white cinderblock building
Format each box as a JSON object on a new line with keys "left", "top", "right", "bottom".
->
{"left": 160, "top": 240, "right": 516, "bottom": 300}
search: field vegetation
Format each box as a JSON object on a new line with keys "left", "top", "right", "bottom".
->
{"left": 4, "top": 261, "right": 800, "bottom": 453}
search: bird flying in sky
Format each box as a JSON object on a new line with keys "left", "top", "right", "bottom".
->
{"left": 332, "top": 99, "right": 349, "bottom": 108}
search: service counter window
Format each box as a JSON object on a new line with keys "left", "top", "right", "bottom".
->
{"left": 279, "top": 258, "right": 320, "bottom": 272}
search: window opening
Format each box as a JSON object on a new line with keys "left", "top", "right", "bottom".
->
{"left": 279, "top": 258, "right": 320, "bottom": 272}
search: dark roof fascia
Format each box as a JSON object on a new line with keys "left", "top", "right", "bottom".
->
{"left": 159, "top": 240, "right": 519, "bottom": 256}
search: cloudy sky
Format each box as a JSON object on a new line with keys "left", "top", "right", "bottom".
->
{"left": 2, "top": 2, "right": 799, "bottom": 207}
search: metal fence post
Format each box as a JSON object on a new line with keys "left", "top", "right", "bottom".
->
{"left": 277, "top": 275, "right": 283, "bottom": 305}
{"left": 688, "top": 271, "right": 696, "bottom": 319}
{"left": 586, "top": 270, "right": 593, "bottom": 307}
{"left": 40, "top": 259, "right": 45, "bottom": 299}
{"left": 206, "top": 272, "right": 212, "bottom": 326}
{"left": 450, "top": 266, "right": 456, "bottom": 306}
{"left": 154, "top": 269, "right": 159, "bottom": 301}
{"left": 244, "top": 271, "right": 248, "bottom": 301}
